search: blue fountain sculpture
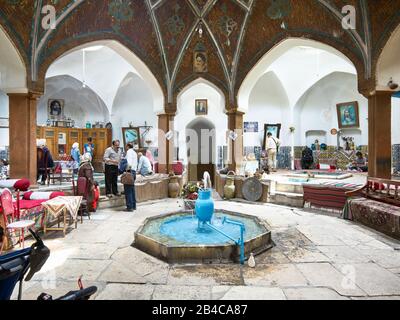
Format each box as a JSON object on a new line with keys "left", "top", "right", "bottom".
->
{"left": 195, "top": 172, "right": 246, "bottom": 264}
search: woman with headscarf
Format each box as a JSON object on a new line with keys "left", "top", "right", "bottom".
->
{"left": 78, "top": 153, "right": 95, "bottom": 212}
{"left": 71, "top": 142, "right": 81, "bottom": 175}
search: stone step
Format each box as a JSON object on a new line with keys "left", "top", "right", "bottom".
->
{"left": 275, "top": 182, "right": 304, "bottom": 194}
{"left": 98, "top": 195, "right": 125, "bottom": 209}
{"left": 270, "top": 191, "right": 304, "bottom": 208}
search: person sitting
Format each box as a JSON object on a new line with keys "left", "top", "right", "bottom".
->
{"left": 348, "top": 152, "right": 368, "bottom": 172}
{"left": 137, "top": 152, "right": 153, "bottom": 176}
{"left": 301, "top": 146, "right": 314, "bottom": 170}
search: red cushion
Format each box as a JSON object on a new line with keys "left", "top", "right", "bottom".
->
{"left": 23, "top": 191, "right": 33, "bottom": 200}
{"left": 50, "top": 192, "right": 65, "bottom": 199}
{"left": 14, "top": 179, "right": 30, "bottom": 191}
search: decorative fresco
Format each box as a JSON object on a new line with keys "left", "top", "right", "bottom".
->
{"left": 1, "top": 0, "right": 400, "bottom": 106}
{"left": 217, "top": 3, "right": 238, "bottom": 47}
{"left": 164, "top": 3, "right": 185, "bottom": 47}
{"left": 266, "top": 0, "right": 292, "bottom": 20}
{"left": 393, "top": 144, "right": 400, "bottom": 175}
{"left": 108, "top": 0, "right": 134, "bottom": 32}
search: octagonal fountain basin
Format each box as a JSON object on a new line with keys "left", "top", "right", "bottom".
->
{"left": 133, "top": 210, "right": 273, "bottom": 264}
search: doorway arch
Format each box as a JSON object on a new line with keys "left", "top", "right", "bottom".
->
{"left": 186, "top": 117, "right": 216, "bottom": 184}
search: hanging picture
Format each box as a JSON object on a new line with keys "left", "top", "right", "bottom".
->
{"left": 244, "top": 122, "right": 259, "bottom": 133}
{"left": 336, "top": 101, "right": 360, "bottom": 129}
{"left": 122, "top": 127, "right": 141, "bottom": 149}
{"left": 48, "top": 99, "right": 64, "bottom": 119}
{"left": 195, "top": 99, "right": 208, "bottom": 115}
{"left": 263, "top": 124, "right": 281, "bottom": 150}
{"left": 193, "top": 51, "right": 208, "bottom": 73}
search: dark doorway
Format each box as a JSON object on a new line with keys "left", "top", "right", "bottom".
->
{"left": 186, "top": 118, "right": 216, "bottom": 185}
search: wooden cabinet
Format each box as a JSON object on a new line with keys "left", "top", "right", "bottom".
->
{"left": 36, "top": 126, "right": 112, "bottom": 171}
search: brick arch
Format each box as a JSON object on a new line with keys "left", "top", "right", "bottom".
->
{"left": 374, "top": 21, "right": 400, "bottom": 90}
{"left": 33, "top": 34, "right": 167, "bottom": 101}
{"left": 236, "top": 33, "right": 367, "bottom": 104}
{"left": 237, "top": 36, "right": 365, "bottom": 112}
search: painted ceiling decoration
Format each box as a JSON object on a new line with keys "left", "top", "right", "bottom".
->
{"left": 108, "top": 0, "right": 134, "bottom": 33}
{"left": 1, "top": 0, "right": 399, "bottom": 109}
{"left": 266, "top": 0, "right": 292, "bottom": 20}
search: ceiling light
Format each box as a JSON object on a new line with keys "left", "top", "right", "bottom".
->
{"left": 83, "top": 45, "right": 104, "bottom": 52}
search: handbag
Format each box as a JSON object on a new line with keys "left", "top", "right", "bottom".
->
{"left": 121, "top": 171, "right": 135, "bottom": 185}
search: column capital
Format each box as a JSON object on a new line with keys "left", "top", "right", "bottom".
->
{"left": 226, "top": 109, "right": 244, "bottom": 116}
{"left": 164, "top": 102, "right": 177, "bottom": 115}
{"left": 7, "top": 91, "right": 43, "bottom": 100}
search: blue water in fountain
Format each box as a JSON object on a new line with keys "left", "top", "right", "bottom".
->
{"left": 141, "top": 211, "right": 266, "bottom": 246}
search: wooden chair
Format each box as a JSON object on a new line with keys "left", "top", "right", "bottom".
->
{"left": 0, "top": 189, "right": 35, "bottom": 254}
{"left": 347, "top": 177, "right": 400, "bottom": 207}
{"left": 72, "top": 176, "right": 90, "bottom": 223}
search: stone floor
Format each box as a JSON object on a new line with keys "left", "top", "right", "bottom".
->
{"left": 12, "top": 199, "right": 400, "bottom": 300}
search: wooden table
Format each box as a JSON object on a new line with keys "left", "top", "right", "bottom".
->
{"left": 42, "top": 196, "right": 82, "bottom": 237}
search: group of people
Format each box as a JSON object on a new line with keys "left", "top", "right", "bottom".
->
{"left": 103, "top": 140, "right": 153, "bottom": 212}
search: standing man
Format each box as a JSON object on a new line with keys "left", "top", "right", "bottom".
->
{"left": 124, "top": 143, "right": 138, "bottom": 212}
{"left": 103, "top": 140, "right": 122, "bottom": 198}
{"left": 266, "top": 132, "right": 280, "bottom": 172}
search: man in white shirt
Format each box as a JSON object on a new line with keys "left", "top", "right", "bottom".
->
{"left": 123, "top": 143, "right": 138, "bottom": 212}
{"left": 266, "top": 132, "right": 280, "bottom": 172}
{"left": 137, "top": 152, "right": 153, "bottom": 176}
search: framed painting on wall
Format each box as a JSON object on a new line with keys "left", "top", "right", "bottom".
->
{"left": 195, "top": 99, "right": 208, "bottom": 115}
{"left": 244, "top": 122, "right": 259, "bottom": 133}
{"left": 48, "top": 99, "right": 64, "bottom": 119}
{"left": 122, "top": 127, "right": 141, "bottom": 150}
{"left": 336, "top": 101, "right": 360, "bottom": 129}
{"left": 263, "top": 124, "right": 281, "bottom": 150}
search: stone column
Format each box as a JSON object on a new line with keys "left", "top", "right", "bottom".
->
{"left": 157, "top": 113, "right": 175, "bottom": 174}
{"left": 368, "top": 91, "right": 392, "bottom": 179}
{"left": 226, "top": 110, "right": 244, "bottom": 173}
{"left": 8, "top": 92, "right": 40, "bottom": 185}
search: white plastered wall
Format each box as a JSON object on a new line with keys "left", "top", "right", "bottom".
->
{"left": 37, "top": 75, "right": 110, "bottom": 128}
{"left": 0, "top": 26, "right": 26, "bottom": 93}
{"left": 0, "top": 90, "right": 9, "bottom": 151}
{"left": 175, "top": 81, "right": 227, "bottom": 164}
{"left": 111, "top": 73, "right": 158, "bottom": 144}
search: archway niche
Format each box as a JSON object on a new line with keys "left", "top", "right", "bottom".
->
{"left": 239, "top": 38, "right": 359, "bottom": 170}
{"left": 185, "top": 117, "right": 216, "bottom": 183}
{"left": 175, "top": 79, "right": 227, "bottom": 176}
{"left": 376, "top": 24, "right": 400, "bottom": 177}
{"left": 38, "top": 75, "right": 109, "bottom": 128}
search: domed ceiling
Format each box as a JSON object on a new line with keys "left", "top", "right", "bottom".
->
{"left": 1, "top": 0, "right": 400, "bottom": 109}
